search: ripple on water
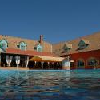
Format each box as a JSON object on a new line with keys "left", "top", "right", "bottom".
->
{"left": 0, "top": 69, "right": 100, "bottom": 100}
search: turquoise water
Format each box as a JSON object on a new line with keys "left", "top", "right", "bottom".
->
{"left": 0, "top": 69, "right": 100, "bottom": 100}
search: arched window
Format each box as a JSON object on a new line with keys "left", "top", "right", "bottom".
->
{"left": 0, "top": 39, "right": 8, "bottom": 51}
{"left": 77, "top": 59, "right": 85, "bottom": 69}
{"left": 87, "top": 57, "right": 98, "bottom": 66}
{"left": 17, "top": 41, "right": 27, "bottom": 50}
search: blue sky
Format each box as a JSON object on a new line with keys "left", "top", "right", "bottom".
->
{"left": 0, "top": 0, "right": 100, "bottom": 43}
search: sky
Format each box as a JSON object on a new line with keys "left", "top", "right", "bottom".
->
{"left": 0, "top": 0, "right": 100, "bottom": 44}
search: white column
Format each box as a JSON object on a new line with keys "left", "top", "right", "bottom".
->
{"left": 6, "top": 56, "right": 13, "bottom": 67}
{"left": 15, "top": 56, "right": 20, "bottom": 69}
{"left": 9, "top": 56, "right": 13, "bottom": 67}
{"left": 34, "top": 61, "right": 37, "bottom": 68}
{"left": 35, "top": 61, "right": 37, "bottom": 65}
{"left": 25, "top": 56, "right": 29, "bottom": 68}
{"left": 48, "top": 62, "right": 50, "bottom": 69}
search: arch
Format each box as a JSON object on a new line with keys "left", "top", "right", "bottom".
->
{"left": 77, "top": 59, "right": 85, "bottom": 69}
{"left": 87, "top": 57, "right": 98, "bottom": 67}
{"left": 17, "top": 41, "right": 27, "bottom": 50}
{"left": 0, "top": 39, "right": 8, "bottom": 51}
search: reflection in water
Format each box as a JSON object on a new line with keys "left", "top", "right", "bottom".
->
{"left": 0, "top": 70, "right": 100, "bottom": 100}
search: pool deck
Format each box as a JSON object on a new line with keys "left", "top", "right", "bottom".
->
{"left": 0, "top": 67, "right": 29, "bottom": 70}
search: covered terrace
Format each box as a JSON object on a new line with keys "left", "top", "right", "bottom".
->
{"left": 0, "top": 48, "right": 64, "bottom": 70}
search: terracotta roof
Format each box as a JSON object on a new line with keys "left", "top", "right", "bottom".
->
{"left": 6, "top": 48, "right": 25, "bottom": 55}
{"left": 64, "top": 43, "right": 72, "bottom": 48}
{"left": 82, "top": 39, "right": 90, "bottom": 44}
{"left": 0, "top": 35, "right": 52, "bottom": 52}
{"left": 25, "top": 50, "right": 56, "bottom": 56}
{"left": 53, "top": 32, "right": 100, "bottom": 56}
{"left": 6, "top": 48, "right": 56, "bottom": 57}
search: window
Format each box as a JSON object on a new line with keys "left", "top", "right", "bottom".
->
{"left": 78, "top": 40, "right": 89, "bottom": 50}
{"left": 18, "top": 41, "right": 27, "bottom": 50}
{"left": 34, "top": 46, "right": 37, "bottom": 50}
{"left": 63, "top": 43, "right": 72, "bottom": 52}
{"left": 34, "top": 43, "right": 42, "bottom": 52}
{"left": 37, "top": 44, "right": 42, "bottom": 52}
{"left": 77, "top": 59, "right": 85, "bottom": 69}
{"left": 64, "top": 48, "right": 70, "bottom": 52}
{"left": 87, "top": 58, "right": 98, "bottom": 66}
{"left": 0, "top": 39, "right": 8, "bottom": 52}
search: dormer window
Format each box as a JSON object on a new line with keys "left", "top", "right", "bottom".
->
{"left": 63, "top": 43, "right": 72, "bottom": 52}
{"left": 78, "top": 39, "right": 89, "bottom": 50}
{"left": 0, "top": 39, "right": 8, "bottom": 52}
{"left": 34, "top": 43, "right": 42, "bottom": 52}
{"left": 17, "top": 41, "right": 27, "bottom": 50}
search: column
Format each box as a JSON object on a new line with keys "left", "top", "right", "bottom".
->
{"left": 34, "top": 61, "right": 37, "bottom": 68}
{"left": 15, "top": 56, "right": 20, "bottom": 69}
{"left": 25, "top": 56, "right": 29, "bottom": 68}
{"left": 6, "top": 55, "right": 13, "bottom": 67}
{"left": 48, "top": 62, "right": 50, "bottom": 69}
{"left": 41, "top": 62, "right": 44, "bottom": 69}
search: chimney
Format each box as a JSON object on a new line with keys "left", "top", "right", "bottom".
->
{"left": 39, "top": 35, "right": 43, "bottom": 44}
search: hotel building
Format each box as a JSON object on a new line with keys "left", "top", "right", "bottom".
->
{"left": 53, "top": 32, "right": 100, "bottom": 69}
{"left": 0, "top": 35, "right": 63, "bottom": 69}
{"left": 0, "top": 32, "right": 100, "bottom": 69}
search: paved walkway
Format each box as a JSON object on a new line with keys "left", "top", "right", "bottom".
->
{"left": 0, "top": 67, "right": 29, "bottom": 70}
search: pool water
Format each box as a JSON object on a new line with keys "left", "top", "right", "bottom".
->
{"left": 0, "top": 69, "right": 100, "bottom": 100}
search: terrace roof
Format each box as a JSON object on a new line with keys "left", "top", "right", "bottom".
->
{"left": 5, "top": 48, "right": 56, "bottom": 57}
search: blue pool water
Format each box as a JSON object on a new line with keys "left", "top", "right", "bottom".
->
{"left": 0, "top": 69, "right": 100, "bottom": 100}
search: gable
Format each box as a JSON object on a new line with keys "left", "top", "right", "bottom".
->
{"left": 78, "top": 40, "right": 86, "bottom": 47}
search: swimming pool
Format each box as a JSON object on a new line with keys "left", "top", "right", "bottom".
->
{"left": 0, "top": 69, "right": 100, "bottom": 100}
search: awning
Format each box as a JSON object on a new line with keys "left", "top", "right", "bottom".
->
{"left": 30, "top": 56, "right": 64, "bottom": 62}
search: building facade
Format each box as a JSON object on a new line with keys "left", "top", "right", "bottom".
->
{"left": 0, "top": 32, "right": 100, "bottom": 69}
{"left": 53, "top": 32, "right": 100, "bottom": 69}
{"left": 0, "top": 35, "right": 63, "bottom": 69}
{"left": 0, "top": 35, "right": 52, "bottom": 52}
